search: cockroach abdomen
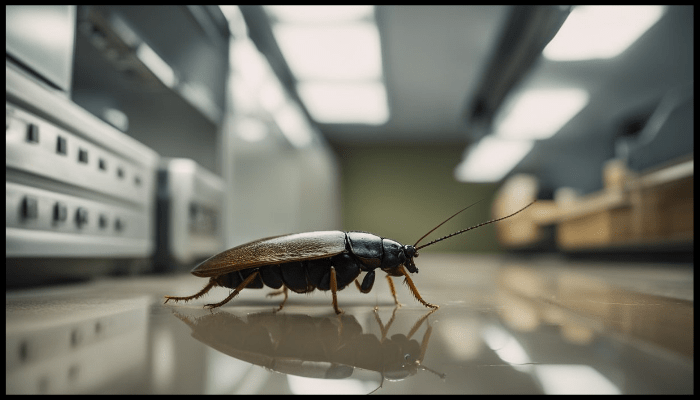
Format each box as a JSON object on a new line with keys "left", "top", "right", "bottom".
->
{"left": 260, "top": 265, "right": 284, "bottom": 289}
{"left": 281, "top": 261, "right": 309, "bottom": 293}
{"left": 306, "top": 258, "right": 331, "bottom": 289}
{"left": 330, "top": 253, "right": 361, "bottom": 289}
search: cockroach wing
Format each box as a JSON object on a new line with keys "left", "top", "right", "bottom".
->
{"left": 191, "top": 231, "right": 348, "bottom": 277}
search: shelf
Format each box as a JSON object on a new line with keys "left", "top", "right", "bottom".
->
{"left": 495, "top": 156, "right": 693, "bottom": 252}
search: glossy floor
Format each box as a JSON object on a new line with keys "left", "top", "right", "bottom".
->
{"left": 6, "top": 254, "right": 693, "bottom": 394}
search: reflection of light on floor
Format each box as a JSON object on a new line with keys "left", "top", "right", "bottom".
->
{"left": 204, "top": 348, "right": 265, "bottom": 394}
{"left": 482, "top": 325, "right": 620, "bottom": 394}
{"left": 560, "top": 324, "right": 594, "bottom": 345}
{"left": 482, "top": 325, "right": 532, "bottom": 372}
{"left": 287, "top": 376, "right": 378, "bottom": 395}
{"left": 498, "top": 294, "right": 540, "bottom": 332}
{"left": 437, "top": 317, "right": 482, "bottom": 360}
{"left": 534, "top": 364, "right": 620, "bottom": 394}
{"left": 151, "top": 328, "right": 175, "bottom": 393}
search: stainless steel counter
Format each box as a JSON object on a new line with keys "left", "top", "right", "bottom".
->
{"left": 6, "top": 254, "right": 693, "bottom": 394}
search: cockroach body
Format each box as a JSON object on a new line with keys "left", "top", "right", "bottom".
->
{"left": 164, "top": 200, "right": 535, "bottom": 313}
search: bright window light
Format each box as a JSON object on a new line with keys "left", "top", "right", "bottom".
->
{"left": 298, "top": 81, "right": 389, "bottom": 125}
{"left": 544, "top": 6, "right": 666, "bottom": 61}
{"left": 495, "top": 88, "right": 589, "bottom": 140}
{"left": 266, "top": 5, "right": 374, "bottom": 23}
{"left": 273, "top": 23, "right": 382, "bottom": 81}
{"left": 454, "top": 136, "right": 534, "bottom": 183}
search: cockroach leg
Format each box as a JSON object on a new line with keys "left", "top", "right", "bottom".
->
{"left": 399, "top": 267, "right": 439, "bottom": 309}
{"left": 407, "top": 307, "right": 438, "bottom": 340}
{"left": 354, "top": 279, "right": 362, "bottom": 292}
{"left": 204, "top": 271, "right": 260, "bottom": 309}
{"left": 385, "top": 275, "right": 402, "bottom": 307}
{"left": 330, "top": 266, "right": 343, "bottom": 314}
{"left": 418, "top": 323, "right": 433, "bottom": 364}
{"left": 374, "top": 305, "right": 400, "bottom": 340}
{"left": 268, "top": 286, "right": 289, "bottom": 313}
{"left": 266, "top": 287, "right": 286, "bottom": 298}
{"left": 164, "top": 278, "right": 216, "bottom": 304}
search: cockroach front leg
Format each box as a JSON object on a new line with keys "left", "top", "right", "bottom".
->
{"left": 385, "top": 275, "right": 403, "bottom": 307}
{"left": 399, "top": 267, "right": 438, "bottom": 309}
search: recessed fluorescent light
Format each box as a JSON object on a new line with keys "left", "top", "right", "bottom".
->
{"left": 266, "top": 5, "right": 389, "bottom": 125}
{"left": 495, "top": 88, "right": 589, "bottom": 140}
{"left": 544, "top": 6, "right": 666, "bottom": 61}
{"left": 297, "top": 81, "right": 389, "bottom": 125}
{"left": 266, "top": 5, "right": 374, "bottom": 23}
{"left": 273, "top": 23, "right": 382, "bottom": 81}
{"left": 454, "top": 136, "right": 534, "bottom": 183}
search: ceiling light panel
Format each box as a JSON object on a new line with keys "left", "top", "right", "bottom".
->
{"left": 297, "top": 81, "right": 389, "bottom": 125}
{"left": 265, "top": 5, "right": 374, "bottom": 23}
{"left": 495, "top": 88, "right": 589, "bottom": 140}
{"left": 544, "top": 6, "right": 667, "bottom": 61}
{"left": 265, "top": 6, "right": 389, "bottom": 125}
{"left": 454, "top": 137, "right": 534, "bottom": 183}
{"left": 273, "top": 23, "right": 382, "bottom": 81}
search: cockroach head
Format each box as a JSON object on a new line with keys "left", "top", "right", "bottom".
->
{"left": 403, "top": 245, "right": 418, "bottom": 273}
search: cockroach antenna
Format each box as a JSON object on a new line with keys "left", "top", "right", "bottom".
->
{"left": 415, "top": 200, "right": 536, "bottom": 251}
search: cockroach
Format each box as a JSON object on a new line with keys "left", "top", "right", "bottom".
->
{"left": 164, "top": 200, "right": 535, "bottom": 314}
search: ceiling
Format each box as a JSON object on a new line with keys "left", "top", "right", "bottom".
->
{"left": 505, "top": 5, "right": 693, "bottom": 193}
{"left": 242, "top": 6, "right": 692, "bottom": 149}
{"left": 242, "top": 5, "right": 511, "bottom": 145}
{"left": 321, "top": 6, "right": 509, "bottom": 145}
{"left": 240, "top": 5, "right": 693, "bottom": 193}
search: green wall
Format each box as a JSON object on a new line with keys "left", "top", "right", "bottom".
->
{"left": 337, "top": 144, "right": 503, "bottom": 253}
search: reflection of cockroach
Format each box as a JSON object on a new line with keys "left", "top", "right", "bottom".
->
{"left": 165, "top": 201, "right": 535, "bottom": 313}
{"left": 172, "top": 308, "right": 443, "bottom": 393}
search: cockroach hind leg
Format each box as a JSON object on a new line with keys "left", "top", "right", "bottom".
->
{"left": 164, "top": 279, "right": 216, "bottom": 304}
{"left": 271, "top": 286, "right": 289, "bottom": 313}
{"left": 266, "top": 287, "right": 285, "bottom": 297}
{"left": 204, "top": 271, "right": 260, "bottom": 309}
